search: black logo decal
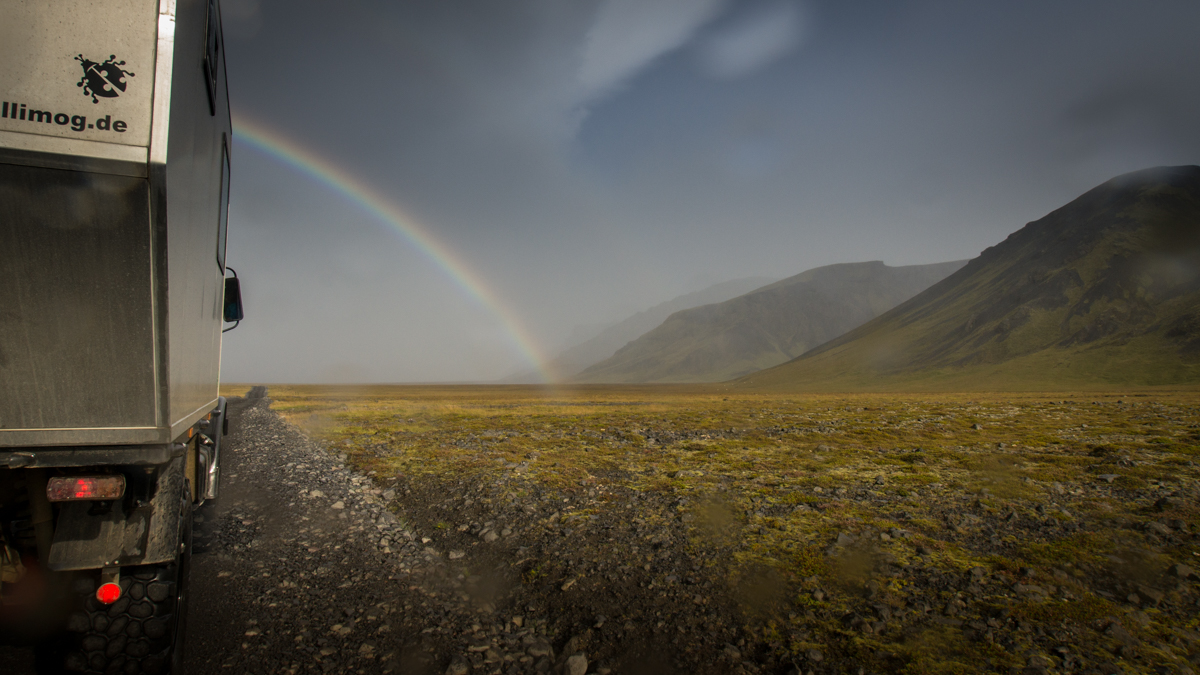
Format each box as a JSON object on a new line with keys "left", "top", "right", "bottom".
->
{"left": 75, "top": 55, "right": 135, "bottom": 103}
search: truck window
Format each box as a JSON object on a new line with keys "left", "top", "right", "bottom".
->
{"left": 217, "top": 135, "right": 230, "bottom": 271}
{"left": 204, "top": 0, "right": 222, "bottom": 115}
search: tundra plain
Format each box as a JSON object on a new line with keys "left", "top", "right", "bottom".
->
{"left": 237, "top": 384, "right": 1200, "bottom": 675}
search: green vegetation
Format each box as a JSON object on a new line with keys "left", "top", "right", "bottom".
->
{"left": 252, "top": 383, "right": 1200, "bottom": 673}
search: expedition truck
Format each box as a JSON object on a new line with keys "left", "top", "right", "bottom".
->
{"left": 0, "top": 0, "right": 241, "bottom": 671}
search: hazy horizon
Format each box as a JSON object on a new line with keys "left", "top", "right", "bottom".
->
{"left": 217, "top": 0, "right": 1200, "bottom": 384}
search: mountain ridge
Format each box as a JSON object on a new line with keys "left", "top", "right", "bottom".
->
{"left": 575, "top": 259, "right": 967, "bottom": 383}
{"left": 739, "top": 165, "right": 1200, "bottom": 390}
{"left": 500, "top": 276, "right": 776, "bottom": 383}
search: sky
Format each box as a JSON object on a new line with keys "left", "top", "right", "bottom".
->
{"left": 217, "top": 0, "right": 1200, "bottom": 384}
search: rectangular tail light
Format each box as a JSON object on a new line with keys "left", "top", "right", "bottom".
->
{"left": 46, "top": 475, "right": 126, "bottom": 502}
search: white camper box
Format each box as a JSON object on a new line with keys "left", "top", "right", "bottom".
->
{"left": 0, "top": 0, "right": 234, "bottom": 448}
{"left": 0, "top": 1, "right": 239, "bottom": 670}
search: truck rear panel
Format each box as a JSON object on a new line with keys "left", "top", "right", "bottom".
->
{"left": 0, "top": 0, "right": 232, "bottom": 448}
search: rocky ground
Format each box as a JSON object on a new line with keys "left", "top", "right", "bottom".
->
{"left": 186, "top": 389, "right": 789, "bottom": 675}
{"left": 258, "top": 387, "right": 1200, "bottom": 675}
{"left": 187, "top": 390, "right": 730, "bottom": 675}
{"left": 4, "top": 388, "right": 1199, "bottom": 675}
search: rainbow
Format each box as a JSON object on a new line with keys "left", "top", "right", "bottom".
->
{"left": 231, "top": 115, "right": 552, "bottom": 382}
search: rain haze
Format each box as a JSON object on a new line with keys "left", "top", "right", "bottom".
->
{"left": 217, "top": 0, "right": 1200, "bottom": 384}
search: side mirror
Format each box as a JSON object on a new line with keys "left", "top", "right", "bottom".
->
{"left": 222, "top": 268, "right": 244, "bottom": 331}
{"left": 223, "top": 277, "right": 243, "bottom": 322}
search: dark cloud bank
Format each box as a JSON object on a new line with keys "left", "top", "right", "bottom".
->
{"left": 217, "top": 0, "right": 1200, "bottom": 383}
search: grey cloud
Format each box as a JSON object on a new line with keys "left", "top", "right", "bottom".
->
{"left": 576, "top": 0, "right": 728, "bottom": 103}
{"left": 696, "top": 1, "right": 808, "bottom": 79}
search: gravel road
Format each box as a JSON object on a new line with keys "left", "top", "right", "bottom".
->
{"left": 184, "top": 391, "right": 749, "bottom": 675}
{"left": 2, "top": 388, "right": 763, "bottom": 675}
{"left": 185, "top": 387, "right": 471, "bottom": 675}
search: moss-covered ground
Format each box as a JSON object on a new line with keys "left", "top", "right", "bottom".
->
{"left": 220, "top": 384, "right": 1200, "bottom": 674}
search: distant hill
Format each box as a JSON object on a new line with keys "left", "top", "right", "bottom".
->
{"left": 575, "top": 260, "right": 967, "bottom": 383}
{"left": 502, "top": 277, "right": 776, "bottom": 383}
{"left": 740, "top": 165, "right": 1200, "bottom": 391}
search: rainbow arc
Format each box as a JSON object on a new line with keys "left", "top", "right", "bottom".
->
{"left": 231, "top": 116, "right": 551, "bottom": 382}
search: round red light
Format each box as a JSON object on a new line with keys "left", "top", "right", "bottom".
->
{"left": 96, "top": 582, "right": 122, "bottom": 604}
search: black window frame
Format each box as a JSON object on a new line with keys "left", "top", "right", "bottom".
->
{"left": 203, "top": 0, "right": 222, "bottom": 116}
{"left": 217, "top": 134, "right": 231, "bottom": 271}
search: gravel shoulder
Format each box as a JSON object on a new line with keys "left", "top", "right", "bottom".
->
{"left": 186, "top": 390, "right": 753, "bottom": 675}
{"left": 186, "top": 389, "right": 454, "bottom": 675}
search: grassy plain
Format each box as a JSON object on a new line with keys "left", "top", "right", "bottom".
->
{"left": 221, "top": 384, "right": 1200, "bottom": 673}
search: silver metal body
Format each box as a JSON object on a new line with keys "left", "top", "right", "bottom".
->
{"left": 0, "top": 0, "right": 232, "bottom": 448}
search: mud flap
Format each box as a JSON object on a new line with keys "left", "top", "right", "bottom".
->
{"left": 47, "top": 457, "right": 186, "bottom": 571}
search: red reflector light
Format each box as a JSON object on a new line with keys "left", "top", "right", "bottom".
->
{"left": 96, "top": 582, "right": 122, "bottom": 604}
{"left": 46, "top": 475, "right": 126, "bottom": 502}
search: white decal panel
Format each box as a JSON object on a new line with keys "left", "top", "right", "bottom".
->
{"left": 0, "top": 0, "right": 159, "bottom": 148}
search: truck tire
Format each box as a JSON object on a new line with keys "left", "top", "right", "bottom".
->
{"left": 51, "top": 504, "right": 193, "bottom": 675}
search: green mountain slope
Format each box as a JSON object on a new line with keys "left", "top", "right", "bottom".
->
{"left": 575, "top": 260, "right": 967, "bottom": 383}
{"left": 740, "top": 165, "right": 1200, "bottom": 391}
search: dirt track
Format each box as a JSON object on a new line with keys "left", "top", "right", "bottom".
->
{"left": 184, "top": 387, "right": 456, "bottom": 675}
{"left": 183, "top": 389, "right": 754, "bottom": 675}
{"left": 2, "top": 389, "right": 760, "bottom": 675}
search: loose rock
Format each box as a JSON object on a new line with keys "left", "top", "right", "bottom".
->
{"left": 566, "top": 653, "right": 588, "bottom": 675}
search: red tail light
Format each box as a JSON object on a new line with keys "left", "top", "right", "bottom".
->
{"left": 46, "top": 475, "right": 126, "bottom": 502}
{"left": 96, "top": 582, "right": 122, "bottom": 604}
